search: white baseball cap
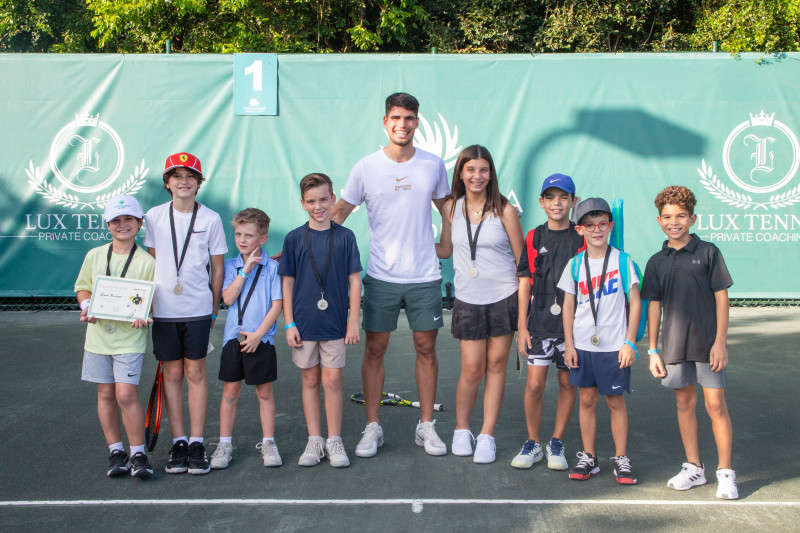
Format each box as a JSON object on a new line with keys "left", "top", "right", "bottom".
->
{"left": 103, "top": 195, "right": 144, "bottom": 222}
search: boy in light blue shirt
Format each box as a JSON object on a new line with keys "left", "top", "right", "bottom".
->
{"left": 210, "top": 208, "right": 283, "bottom": 470}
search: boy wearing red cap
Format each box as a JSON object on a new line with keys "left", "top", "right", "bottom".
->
{"left": 143, "top": 153, "right": 228, "bottom": 475}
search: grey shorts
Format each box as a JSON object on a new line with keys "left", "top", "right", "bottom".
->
{"left": 662, "top": 361, "right": 727, "bottom": 389}
{"left": 362, "top": 274, "right": 443, "bottom": 332}
{"left": 81, "top": 350, "right": 144, "bottom": 385}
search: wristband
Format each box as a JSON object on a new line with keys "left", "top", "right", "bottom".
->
{"left": 284, "top": 322, "right": 296, "bottom": 330}
{"left": 211, "top": 314, "right": 218, "bottom": 320}
{"left": 623, "top": 339, "right": 637, "bottom": 353}
{"left": 648, "top": 348, "right": 658, "bottom": 355}
{"left": 80, "top": 299, "right": 91, "bottom": 311}
{"left": 238, "top": 269, "right": 249, "bottom": 279}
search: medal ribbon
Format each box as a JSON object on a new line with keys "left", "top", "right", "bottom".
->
{"left": 303, "top": 222, "right": 335, "bottom": 301}
{"left": 237, "top": 262, "right": 264, "bottom": 330}
{"left": 584, "top": 246, "right": 612, "bottom": 333}
{"left": 465, "top": 200, "right": 489, "bottom": 262}
{"left": 169, "top": 201, "right": 199, "bottom": 281}
{"left": 106, "top": 243, "right": 138, "bottom": 278}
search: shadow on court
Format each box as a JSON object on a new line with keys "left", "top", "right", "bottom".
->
{"left": 0, "top": 308, "right": 798, "bottom": 532}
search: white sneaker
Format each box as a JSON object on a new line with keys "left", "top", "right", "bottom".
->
{"left": 546, "top": 438, "right": 568, "bottom": 471}
{"left": 473, "top": 434, "right": 496, "bottom": 464}
{"left": 298, "top": 437, "right": 325, "bottom": 467}
{"left": 326, "top": 437, "right": 350, "bottom": 468}
{"left": 667, "top": 462, "right": 706, "bottom": 490}
{"left": 209, "top": 442, "right": 233, "bottom": 469}
{"left": 415, "top": 420, "right": 447, "bottom": 456}
{"left": 355, "top": 422, "right": 384, "bottom": 458}
{"left": 510, "top": 440, "right": 543, "bottom": 469}
{"left": 716, "top": 469, "right": 738, "bottom": 500}
{"left": 451, "top": 429, "right": 474, "bottom": 457}
{"left": 256, "top": 440, "right": 282, "bottom": 467}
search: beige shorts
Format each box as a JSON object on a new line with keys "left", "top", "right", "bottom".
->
{"left": 291, "top": 339, "right": 346, "bottom": 369}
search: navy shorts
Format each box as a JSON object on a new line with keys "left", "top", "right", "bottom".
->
{"left": 219, "top": 339, "right": 278, "bottom": 385}
{"left": 569, "top": 349, "right": 630, "bottom": 395}
{"left": 152, "top": 319, "right": 211, "bottom": 362}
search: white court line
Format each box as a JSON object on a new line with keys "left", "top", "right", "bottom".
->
{"left": 1, "top": 498, "right": 799, "bottom": 507}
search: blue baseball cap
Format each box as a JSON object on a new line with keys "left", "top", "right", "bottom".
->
{"left": 540, "top": 173, "right": 575, "bottom": 196}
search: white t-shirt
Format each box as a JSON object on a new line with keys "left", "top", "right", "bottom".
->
{"left": 557, "top": 247, "right": 639, "bottom": 352}
{"left": 143, "top": 201, "right": 228, "bottom": 320}
{"left": 342, "top": 148, "right": 450, "bottom": 283}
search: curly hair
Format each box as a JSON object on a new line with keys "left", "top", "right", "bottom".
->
{"left": 654, "top": 185, "right": 696, "bottom": 215}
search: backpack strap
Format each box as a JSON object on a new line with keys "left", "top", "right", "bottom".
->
{"left": 619, "top": 251, "right": 631, "bottom": 299}
{"left": 526, "top": 228, "right": 538, "bottom": 278}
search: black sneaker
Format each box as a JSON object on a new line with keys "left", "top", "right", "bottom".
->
{"left": 165, "top": 440, "right": 189, "bottom": 474}
{"left": 187, "top": 442, "right": 210, "bottom": 475}
{"left": 130, "top": 452, "right": 154, "bottom": 478}
{"left": 569, "top": 451, "right": 599, "bottom": 480}
{"left": 107, "top": 449, "right": 130, "bottom": 477}
{"left": 611, "top": 455, "right": 638, "bottom": 485}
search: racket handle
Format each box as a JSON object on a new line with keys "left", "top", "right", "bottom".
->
{"left": 411, "top": 401, "right": 444, "bottom": 411}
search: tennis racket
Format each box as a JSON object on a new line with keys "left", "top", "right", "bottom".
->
{"left": 350, "top": 392, "right": 444, "bottom": 412}
{"left": 144, "top": 361, "right": 163, "bottom": 452}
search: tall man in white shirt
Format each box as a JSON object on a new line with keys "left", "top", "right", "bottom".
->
{"left": 331, "top": 93, "right": 451, "bottom": 457}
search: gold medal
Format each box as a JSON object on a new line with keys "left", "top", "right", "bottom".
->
{"left": 105, "top": 322, "right": 116, "bottom": 334}
{"left": 591, "top": 334, "right": 601, "bottom": 346}
{"left": 174, "top": 283, "right": 183, "bottom": 295}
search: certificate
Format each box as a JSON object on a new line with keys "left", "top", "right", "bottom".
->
{"left": 88, "top": 275, "right": 155, "bottom": 322}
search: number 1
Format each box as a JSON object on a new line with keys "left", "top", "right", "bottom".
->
{"left": 244, "top": 60, "right": 262, "bottom": 92}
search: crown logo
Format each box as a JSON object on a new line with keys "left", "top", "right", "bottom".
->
{"left": 749, "top": 110, "right": 775, "bottom": 127}
{"left": 74, "top": 113, "right": 100, "bottom": 127}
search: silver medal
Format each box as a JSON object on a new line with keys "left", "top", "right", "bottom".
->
{"left": 550, "top": 303, "right": 561, "bottom": 315}
{"left": 469, "top": 266, "right": 478, "bottom": 278}
{"left": 174, "top": 283, "right": 183, "bottom": 295}
{"left": 237, "top": 333, "right": 246, "bottom": 343}
{"left": 105, "top": 322, "right": 116, "bottom": 334}
{"left": 591, "top": 334, "right": 601, "bottom": 346}
{"left": 317, "top": 298, "right": 329, "bottom": 311}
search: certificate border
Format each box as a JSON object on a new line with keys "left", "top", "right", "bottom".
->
{"left": 88, "top": 275, "right": 155, "bottom": 322}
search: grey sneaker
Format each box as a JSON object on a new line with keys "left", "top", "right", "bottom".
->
{"left": 510, "top": 439, "right": 543, "bottom": 469}
{"left": 257, "top": 440, "right": 282, "bottom": 467}
{"left": 298, "top": 437, "right": 325, "bottom": 467}
{"left": 326, "top": 437, "right": 350, "bottom": 468}
{"left": 415, "top": 420, "right": 447, "bottom": 456}
{"left": 210, "top": 442, "right": 233, "bottom": 469}
{"left": 355, "top": 422, "right": 384, "bottom": 458}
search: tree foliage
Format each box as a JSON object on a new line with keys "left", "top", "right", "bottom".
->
{"left": 1, "top": 0, "right": 798, "bottom": 54}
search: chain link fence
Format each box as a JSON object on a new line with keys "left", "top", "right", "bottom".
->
{"left": 1, "top": 295, "right": 797, "bottom": 312}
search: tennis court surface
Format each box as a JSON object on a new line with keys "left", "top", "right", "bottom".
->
{"left": 1, "top": 307, "right": 798, "bottom": 532}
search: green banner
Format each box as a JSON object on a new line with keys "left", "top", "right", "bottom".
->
{"left": 1, "top": 53, "right": 798, "bottom": 297}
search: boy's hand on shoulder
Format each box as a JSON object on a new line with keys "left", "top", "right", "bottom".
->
{"left": 345, "top": 321, "right": 360, "bottom": 345}
{"left": 649, "top": 353, "right": 667, "bottom": 378}
{"left": 79, "top": 307, "right": 98, "bottom": 324}
{"left": 131, "top": 318, "right": 153, "bottom": 329}
{"left": 516, "top": 328, "right": 531, "bottom": 355}
{"left": 618, "top": 344, "right": 635, "bottom": 369}
{"left": 239, "top": 331, "right": 261, "bottom": 353}
{"left": 285, "top": 326, "right": 302, "bottom": 348}
{"left": 564, "top": 346, "right": 578, "bottom": 369}
{"left": 709, "top": 342, "right": 728, "bottom": 372}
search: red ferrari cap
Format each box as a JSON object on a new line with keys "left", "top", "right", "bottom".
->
{"left": 163, "top": 152, "right": 202, "bottom": 178}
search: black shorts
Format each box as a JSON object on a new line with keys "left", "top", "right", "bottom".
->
{"left": 451, "top": 291, "right": 518, "bottom": 340}
{"left": 152, "top": 319, "right": 211, "bottom": 362}
{"left": 219, "top": 339, "right": 277, "bottom": 385}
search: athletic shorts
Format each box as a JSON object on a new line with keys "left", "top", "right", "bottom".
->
{"left": 152, "top": 319, "right": 211, "bottom": 362}
{"left": 662, "top": 361, "right": 726, "bottom": 389}
{"left": 526, "top": 336, "right": 568, "bottom": 371}
{"left": 292, "top": 339, "right": 346, "bottom": 369}
{"left": 451, "top": 292, "right": 518, "bottom": 340}
{"left": 219, "top": 339, "right": 277, "bottom": 385}
{"left": 569, "top": 349, "right": 631, "bottom": 395}
{"left": 362, "top": 274, "right": 443, "bottom": 332}
{"left": 81, "top": 350, "right": 144, "bottom": 385}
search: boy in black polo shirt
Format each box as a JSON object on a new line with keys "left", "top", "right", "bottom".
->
{"left": 641, "top": 186, "right": 737, "bottom": 500}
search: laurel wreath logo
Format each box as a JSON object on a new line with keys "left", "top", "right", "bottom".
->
{"left": 26, "top": 159, "right": 148, "bottom": 210}
{"left": 697, "top": 159, "right": 800, "bottom": 211}
{"left": 415, "top": 113, "right": 462, "bottom": 170}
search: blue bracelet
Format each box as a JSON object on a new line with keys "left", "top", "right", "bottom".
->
{"left": 624, "top": 339, "right": 638, "bottom": 359}
{"left": 211, "top": 314, "right": 217, "bottom": 320}
{"left": 238, "top": 269, "right": 249, "bottom": 279}
{"left": 284, "top": 322, "right": 296, "bottom": 330}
